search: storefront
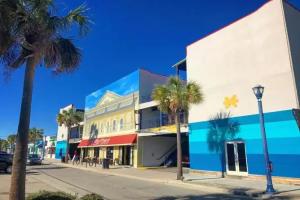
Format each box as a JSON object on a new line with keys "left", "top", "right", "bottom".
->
{"left": 78, "top": 133, "right": 137, "bottom": 166}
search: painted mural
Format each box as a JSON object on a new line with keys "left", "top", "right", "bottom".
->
{"left": 85, "top": 70, "right": 139, "bottom": 110}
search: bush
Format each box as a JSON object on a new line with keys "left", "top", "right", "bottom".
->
{"left": 80, "top": 194, "right": 104, "bottom": 200}
{"left": 26, "top": 191, "right": 76, "bottom": 200}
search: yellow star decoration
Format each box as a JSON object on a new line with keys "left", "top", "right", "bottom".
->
{"left": 224, "top": 95, "right": 239, "bottom": 109}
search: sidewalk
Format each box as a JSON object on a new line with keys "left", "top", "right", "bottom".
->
{"left": 0, "top": 173, "right": 58, "bottom": 200}
{"left": 47, "top": 158, "right": 300, "bottom": 199}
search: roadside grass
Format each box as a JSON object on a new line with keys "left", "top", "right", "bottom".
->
{"left": 26, "top": 191, "right": 104, "bottom": 200}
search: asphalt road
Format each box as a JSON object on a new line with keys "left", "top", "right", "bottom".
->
{"left": 26, "top": 164, "right": 254, "bottom": 200}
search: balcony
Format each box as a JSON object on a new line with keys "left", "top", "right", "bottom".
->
{"left": 69, "top": 125, "right": 83, "bottom": 143}
{"left": 139, "top": 109, "right": 188, "bottom": 134}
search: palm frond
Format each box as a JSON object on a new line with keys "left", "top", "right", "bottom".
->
{"left": 66, "top": 3, "right": 90, "bottom": 36}
{"left": 44, "top": 37, "right": 81, "bottom": 73}
{"left": 152, "top": 76, "right": 204, "bottom": 115}
{"left": 1, "top": 0, "right": 90, "bottom": 73}
{"left": 56, "top": 109, "right": 83, "bottom": 128}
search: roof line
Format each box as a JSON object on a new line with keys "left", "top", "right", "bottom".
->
{"left": 172, "top": 58, "right": 186, "bottom": 68}
{"left": 283, "top": 0, "right": 300, "bottom": 13}
{"left": 187, "top": 0, "right": 272, "bottom": 48}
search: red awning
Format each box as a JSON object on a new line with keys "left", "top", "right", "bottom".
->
{"left": 78, "top": 134, "right": 137, "bottom": 147}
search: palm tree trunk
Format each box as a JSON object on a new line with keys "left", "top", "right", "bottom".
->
{"left": 175, "top": 112, "right": 183, "bottom": 180}
{"left": 9, "top": 58, "right": 36, "bottom": 200}
{"left": 65, "top": 128, "right": 70, "bottom": 163}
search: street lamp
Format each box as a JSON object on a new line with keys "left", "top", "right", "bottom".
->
{"left": 252, "top": 85, "right": 275, "bottom": 194}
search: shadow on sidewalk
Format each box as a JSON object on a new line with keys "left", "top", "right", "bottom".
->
{"left": 26, "top": 171, "right": 40, "bottom": 175}
{"left": 275, "top": 188, "right": 300, "bottom": 195}
{"left": 184, "top": 177, "right": 222, "bottom": 181}
{"left": 149, "top": 192, "right": 295, "bottom": 200}
{"left": 28, "top": 166, "right": 68, "bottom": 170}
{"left": 150, "top": 194, "right": 253, "bottom": 200}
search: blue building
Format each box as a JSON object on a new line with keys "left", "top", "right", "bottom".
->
{"left": 186, "top": 0, "right": 300, "bottom": 178}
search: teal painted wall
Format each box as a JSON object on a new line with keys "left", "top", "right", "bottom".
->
{"left": 189, "top": 110, "right": 300, "bottom": 178}
{"left": 55, "top": 140, "right": 67, "bottom": 159}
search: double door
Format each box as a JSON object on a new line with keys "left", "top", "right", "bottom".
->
{"left": 225, "top": 141, "right": 248, "bottom": 176}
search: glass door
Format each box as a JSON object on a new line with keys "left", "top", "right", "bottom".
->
{"left": 225, "top": 141, "right": 248, "bottom": 176}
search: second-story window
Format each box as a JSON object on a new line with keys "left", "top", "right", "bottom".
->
{"left": 100, "top": 123, "right": 104, "bottom": 133}
{"left": 120, "top": 118, "right": 124, "bottom": 130}
{"left": 106, "top": 121, "right": 109, "bottom": 133}
{"left": 79, "top": 125, "right": 83, "bottom": 138}
{"left": 112, "top": 120, "right": 117, "bottom": 131}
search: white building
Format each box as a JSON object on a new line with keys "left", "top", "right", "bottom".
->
{"left": 187, "top": 0, "right": 300, "bottom": 178}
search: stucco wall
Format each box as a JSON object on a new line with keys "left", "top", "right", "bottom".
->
{"left": 187, "top": 0, "right": 298, "bottom": 124}
{"left": 56, "top": 105, "right": 73, "bottom": 142}
{"left": 138, "top": 136, "right": 176, "bottom": 167}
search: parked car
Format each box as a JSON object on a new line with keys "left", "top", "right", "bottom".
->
{"left": 27, "top": 154, "right": 42, "bottom": 165}
{"left": 0, "top": 152, "right": 13, "bottom": 173}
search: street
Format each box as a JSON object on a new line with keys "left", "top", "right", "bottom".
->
{"left": 0, "top": 163, "right": 255, "bottom": 200}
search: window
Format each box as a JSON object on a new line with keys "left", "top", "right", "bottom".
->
{"left": 113, "top": 120, "right": 117, "bottom": 131}
{"left": 120, "top": 118, "right": 124, "bottom": 130}
{"left": 100, "top": 123, "right": 104, "bottom": 133}
{"left": 106, "top": 121, "right": 110, "bottom": 133}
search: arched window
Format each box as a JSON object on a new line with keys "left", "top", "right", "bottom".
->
{"left": 120, "top": 118, "right": 124, "bottom": 130}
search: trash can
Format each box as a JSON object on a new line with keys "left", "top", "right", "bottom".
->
{"left": 102, "top": 158, "right": 109, "bottom": 169}
{"left": 61, "top": 156, "right": 65, "bottom": 163}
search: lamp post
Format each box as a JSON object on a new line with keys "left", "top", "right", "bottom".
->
{"left": 42, "top": 135, "right": 46, "bottom": 160}
{"left": 252, "top": 85, "right": 275, "bottom": 194}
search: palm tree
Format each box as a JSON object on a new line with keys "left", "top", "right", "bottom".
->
{"left": 28, "top": 128, "right": 44, "bottom": 154}
{"left": 7, "top": 134, "right": 17, "bottom": 153}
{"left": 57, "top": 109, "right": 83, "bottom": 163}
{"left": 0, "top": 1, "right": 90, "bottom": 199}
{"left": 0, "top": 139, "right": 9, "bottom": 151}
{"left": 152, "top": 77, "right": 204, "bottom": 180}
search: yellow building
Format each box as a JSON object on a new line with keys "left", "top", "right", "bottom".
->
{"left": 79, "top": 91, "right": 139, "bottom": 166}
{"left": 78, "top": 69, "right": 188, "bottom": 168}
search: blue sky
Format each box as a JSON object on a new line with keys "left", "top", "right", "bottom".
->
{"left": 1, "top": 0, "right": 300, "bottom": 138}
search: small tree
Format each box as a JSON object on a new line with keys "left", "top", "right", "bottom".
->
{"left": 57, "top": 109, "right": 83, "bottom": 163}
{"left": 152, "top": 77, "right": 204, "bottom": 180}
{"left": 28, "top": 128, "right": 44, "bottom": 154}
{"left": 7, "top": 134, "right": 16, "bottom": 153}
{"left": 0, "top": 139, "right": 9, "bottom": 151}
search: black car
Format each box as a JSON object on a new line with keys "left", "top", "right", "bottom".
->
{"left": 0, "top": 152, "right": 13, "bottom": 173}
